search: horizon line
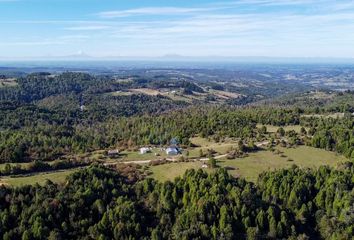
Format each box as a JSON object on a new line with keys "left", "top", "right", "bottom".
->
{"left": 1, "top": 55, "right": 354, "bottom": 61}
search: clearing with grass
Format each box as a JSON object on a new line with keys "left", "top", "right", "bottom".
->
{"left": 0, "top": 168, "right": 80, "bottom": 186}
{"left": 149, "top": 145, "right": 347, "bottom": 182}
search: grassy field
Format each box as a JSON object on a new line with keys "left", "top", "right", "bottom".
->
{"left": 86, "top": 148, "right": 172, "bottom": 166}
{"left": 150, "top": 146, "right": 347, "bottom": 183}
{"left": 108, "top": 87, "right": 240, "bottom": 103}
{"left": 0, "top": 162, "right": 32, "bottom": 170}
{"left": 0, "top": 168, "right": 79, "bottom": 187}
{"left": 120, "top": 149, "right": 168, "bottom": 161}
{"left": 115, "top": 78, "right": 134, "bottom": 83}
{"left": 130, "top": 88, "right": 161, "bottom": 95}
{"left": 209, "top": 89, "right": 241, "bottom": 99}
{"left": 301, "top": 113, "right": 345, "bottom": 119}
{"left": 150, "top": 162, "right": 205, "bottom": 182}
{"left": 0, "top": 78, "right": 17, "bottom": 88}
{"left": 277, "top": 146, "right": 347, "bottom": 167}
{"left": 109, "top": 88, "right": 194, "bottom": 102}
{"left": 0, "top": 159, "right": 74, "bottom": 170}
{"left": 166, "top": 92, "right": 205, "bottom": 103}
{"left": 188, "top": 137, "right": 237, "bottom": 157}
{"left": 110, "top": 91, "right": 134, "bottom": 96}
{"left": 307, "top": 91, "right": 335, "bottom": 100}
{"left": 219, "top": 146, "right": 346, "bottom": 182}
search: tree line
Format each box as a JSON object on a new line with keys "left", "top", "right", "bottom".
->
{"left": 0, "top": 164, "right": 352, "bottom": 239}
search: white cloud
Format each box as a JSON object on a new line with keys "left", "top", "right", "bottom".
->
{"left": 96, "top": 2, "right": 310, "bottom": 19}
{"left": 97, "top": 7, "right": 213, "bottom": 18}
{"left": 331, "top": 1, "right": 354, "bottom": 11}
{"left": 232, "top": 0, "right": 319, "bottom": 6}
{"left": 1, "top": 0, "right": 354, "bottom": 57}
{"left": 58, "top": 35, "right": 90, "bottom": 40}
{"left": 65, "top": 25, "right": 111, "bottom": 31}
{"left": 0, "top": 40, "right": 66, "bottom": 46}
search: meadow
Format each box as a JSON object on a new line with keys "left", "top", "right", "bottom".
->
{"left": 149, "top": 145, "right": 347, "bottom": 182}
{"left": 0, "top": 168, "right": 79, "bottom": 186}
{"left": 0, "top": 137, "right": 348, "bottom": 186}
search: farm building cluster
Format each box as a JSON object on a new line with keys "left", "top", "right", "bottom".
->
{"left": 139, "top": 146, "right": 181, "bottom": 155}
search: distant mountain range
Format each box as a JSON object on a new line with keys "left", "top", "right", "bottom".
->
{"left": 1, "top": 54, "right": 354, "bottom": 64}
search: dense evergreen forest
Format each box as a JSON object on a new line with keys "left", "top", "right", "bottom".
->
{"left": 0, "top": 165, "right": 352, "bottom": 239}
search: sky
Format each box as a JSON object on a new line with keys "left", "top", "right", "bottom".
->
{"left": 1, "top": 0, "right": 354, "bottom": 59}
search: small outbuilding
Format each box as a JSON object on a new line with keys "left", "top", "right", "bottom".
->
{"left": 107, "top": 149, "right": 119, "bottom": 156}
{"left": 166, "top": 147, "right": 179, "bottom": 155}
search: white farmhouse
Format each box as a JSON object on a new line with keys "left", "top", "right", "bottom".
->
{"left": 140, "top": 147, "right": 150, "bottom": 154}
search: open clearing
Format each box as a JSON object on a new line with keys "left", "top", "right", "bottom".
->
{"left": 130, "top": 88, "right": 161, "bottom": 95}
{"left": 0, "top": 162, "right": 32, "bottom": 170}
{"left": 0, "top": 78, "right": 17, "bottom": 88}
{"left": 2, "top": 136, "right": 347, "bottom": 186}
{"left": 0, "top": 168, "right": 79, "bottom": 187}
{"left": 0, "top": 159, "right": 74, "bottom": 170}
{"left": 187, "top": 137, "right": 237, "bottom": 157}
{"left": 110, "top": 91, "right": 134, "bottom": 96}
{"left": 108, "top": 87, "right": 241, "bottom": 103}
{"left": 91, "top": 137, "right": 237, "bottom": 164}
{"left": 150, "top": 162, "right": 205, "bottom": 182}
{"left": 209, "top": 90, "right": 241, "bottom": 99}
{"left": 307, "top": 91, "right": 335, "bottom": 100}
{"left": 89, "top": 148, "right": 170, "bottom": 165}
{"left": 150, "top": 145, "right": 347, "bottom": 182}
{"left": 218, "top": 146, "right": 346, "bottom": 182}
{"left": 301, "top": 113, "right": 345, "bottom": 119}
{"left": 119, "top": 149, "right": 169, "bottom": 161}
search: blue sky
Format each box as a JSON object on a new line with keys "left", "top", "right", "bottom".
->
{"left": 1, "top": 0, "right": 354, "bottom": 58}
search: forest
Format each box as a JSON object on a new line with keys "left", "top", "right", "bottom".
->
{"left": 0, "top": 165, "right": 352, "bottom": 239}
